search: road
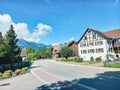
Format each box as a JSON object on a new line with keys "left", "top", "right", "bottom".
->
{"left": 0, "top": 59, "right": 120, "bottom": 90}
{"left": 32, "top": 59, "right": 120, "bottom": 90}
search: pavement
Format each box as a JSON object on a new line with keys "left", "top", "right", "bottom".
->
{"left": 0, "top": 72, "right": 43, "bottom": 90}
{"left": 31, "top": 59, "right": 120, "bottom": 90}
{"left": 0, "top": 59, "right": 120, "bottom": 90}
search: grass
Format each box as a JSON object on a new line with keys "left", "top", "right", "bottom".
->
{"left": 108, "top": 63, "right": 120, "bottom": 68}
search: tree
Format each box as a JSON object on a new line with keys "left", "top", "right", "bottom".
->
{"left": 0, "top": 32, "right": 5, "bottom": 57}
{"left": 26, "top": 47, "right": 35, "bottom": 54}
{"left": 60, "top": 46, "right": 73, "bottom": 59}
{"left": 38, "top": 48, "right": 52, "bottom": 59}
{"left": 0, "top": 32, "right": 7, "bottom": 64}
{"left": 5, "top": 25, "right": 22, "bottom": 63}
{"left": 26, "top": 47, "right": 36, "bottom": 59}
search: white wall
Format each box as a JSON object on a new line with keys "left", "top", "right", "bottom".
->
{"left": 78, "top": 39, "right": 112, "bottom": 61}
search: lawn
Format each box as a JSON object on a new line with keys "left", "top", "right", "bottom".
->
{"left": 108, "top": 63, "right": 120, "bottom": 68}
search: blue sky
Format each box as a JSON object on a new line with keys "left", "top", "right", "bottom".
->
{"left": 0, "top": 0, "right": 120, "bottom": 44}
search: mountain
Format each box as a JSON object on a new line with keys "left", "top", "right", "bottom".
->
{"left": 17, "top": 39, "right": 52, "bottom": 50}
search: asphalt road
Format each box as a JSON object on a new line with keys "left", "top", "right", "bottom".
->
{"left": 0, "top": 59, "right": 120, "bottom": 90}
{"left": 33, "top": 59, "right": 120, "bottom": 90}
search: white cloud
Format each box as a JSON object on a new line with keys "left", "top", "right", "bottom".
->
{"left": 115, "top": 0, "right": 119, "bottom": 4}
{"left": 0, "top": 14, "right": 52, "bottom": 43}
{"left": 0, "top": 14, "right": 12, "bottom": 35}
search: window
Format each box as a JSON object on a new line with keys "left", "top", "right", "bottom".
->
{"left": 97, "top": 48, "right": 104, "bottom": 53}
{"left": 80, "top": 43, "right": 86, "bottom": 47}
{"left": 89, "top": 49, "right": 94, "bottom": 53}
{"left": 81, "top": 50, "right": 87, "bottom": 54}
{"left": 87, "top": 42, "right": 94, "bottom": 46}
{"left": 95, "top": 41, "right": 103, "bottom": 46}
{"left": 93, "top": 35, "right": 96, "bottom": 39}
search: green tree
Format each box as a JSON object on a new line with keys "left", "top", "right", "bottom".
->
{"left": 0, "top": 32, "right": 5, "bottom": 57}
{"left": 60, "top": 46, "right": 73, "bottom": 59}
{"left": 38, "top": 48, "right": 47, "bottom": 58}
{"left": 0, "top": 32, "right": 7, "bottom": 64}
{"left": 5, "top": 25, "right": 22, "bottom": 63}
{"left": 26, "top": 47, "right": 36, "bottom": 59}
{"left": 26, "top": 47, "right": 35, "bottom": 54}
{"left": 38, "top": 48, "right": 52, "bottom": 59}
{"left": 46, "top": 48, "right": 52, "bottom": 58}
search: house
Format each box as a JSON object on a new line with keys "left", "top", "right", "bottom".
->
{"left": 52, "top": 44, "right": 61, "bottom": 59}
{"left": 21, "top": 48, "right": 28, "bottom": 61}
{"left": 104, "top": 29, "right": 120, "bottom": 54}
{"left": 78, "top": 28, "right": 120, "bottom": 61}
{"left": 66, "top": 40, "right": 78, "bottom": 56}
{"left": 52, "top": 40, "right": 78, "bottom": 58}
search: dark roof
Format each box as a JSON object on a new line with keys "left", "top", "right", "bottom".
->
{"left": 66, "top": 40, "right": 77, "bottom": 46}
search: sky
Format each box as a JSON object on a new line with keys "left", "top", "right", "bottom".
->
{"left": 0, "top": 0, "right": 120, "bottom": 45}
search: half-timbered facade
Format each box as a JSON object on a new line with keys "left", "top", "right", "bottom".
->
{"left": 78, "top": 28, "right": 116, "bottom": 61}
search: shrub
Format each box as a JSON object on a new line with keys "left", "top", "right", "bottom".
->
{"left": 90, "top": 56, "right": 94, "bottom": 62}
{"left": 15, "top": 69, "right": 21, "bottom": 75}
{"left": 21, "top": 67, "right": 28, "bottom": 73}
{"left": 76, "top": 57, "right": 83, "bottom": 62}
{"left": 95, "top": 57, "right": 101, "bottom": 62}
{"left": 0, "top": 72, "right": 3, "bottom": 77}
{"left": 3, "top": 70, "right": 12, "bottom": 78}
{"left": 5, "top": 70, "right": 12, "bottom": 73}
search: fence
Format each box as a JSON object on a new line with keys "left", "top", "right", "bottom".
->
{"left": 104, "top": 60, "right": 120, "bottom": 67}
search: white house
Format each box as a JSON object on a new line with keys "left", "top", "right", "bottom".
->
{"left": 78, "top": 28, "right": 120, "bottom": 61}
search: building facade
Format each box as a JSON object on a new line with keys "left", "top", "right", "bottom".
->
{"left": 52, "top": 40, "right": 78, "bottom": 59}
{"left": 78, "top": 28, "right": 117, "bottom": 61}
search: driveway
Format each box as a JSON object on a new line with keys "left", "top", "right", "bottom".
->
{"left": 32, "top": 59, "right": 120, "bottom": 90}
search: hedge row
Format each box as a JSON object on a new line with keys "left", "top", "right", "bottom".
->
{"left": 0, "top": 61, "right": 31, "bottom": 73}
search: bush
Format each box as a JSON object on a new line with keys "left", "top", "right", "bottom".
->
{"left": 76, "top": 57, "right": 83, "bottom": 62}
{"left": 95, "top": 57, "right": 101, "bottom": 62}
{"left": 15, "top": 69, "right": 21, "bottom": 75}
{"left": 90, "top": 56, "right": 94, "bottom": 62}
{"left": 0, "top": 72, "right": 3, "bottom": 77}
{"left": 3, "top": 70, "right": 12, "bottom": 78}
{"left": 21, "top": 67, "right": 28, "bottom": 73}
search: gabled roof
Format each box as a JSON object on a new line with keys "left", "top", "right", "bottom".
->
{"left": 77, "top": 28, "right": 109, "bottom": 43}
{"left": 65, "top": 40, "right": 77, "bottom": 46}
{"left": 103, "top": 29, "right": 120, "bottom": 38}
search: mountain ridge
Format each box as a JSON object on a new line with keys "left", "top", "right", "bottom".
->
{"left": 17, "top": 39, "right": 52, "bottom": 50}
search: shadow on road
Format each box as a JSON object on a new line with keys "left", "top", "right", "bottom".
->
{"left": 35, "top": 71, "right": 120, "bottom": 90}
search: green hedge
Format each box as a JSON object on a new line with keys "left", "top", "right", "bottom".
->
{"left": 0, "top": 61, "right": 31, "bottom": 73}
